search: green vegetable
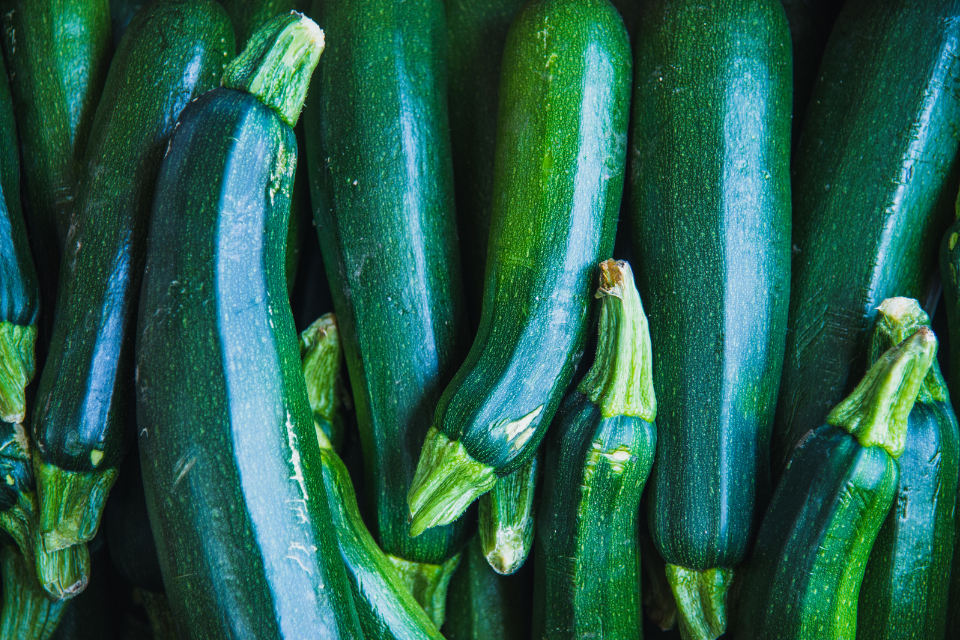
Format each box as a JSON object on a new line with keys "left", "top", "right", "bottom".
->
{"left": 736, "top": 329, "right": 937, "bottom": 640}
{"left": 220, "top": 0, "right": 296, "bottom": 51}
{"left": 136, "top": 15, "right": 362, "bottom": 639}
{"left": 478, "top": 452, "right": 538, "bottom": 575}
{"left": 104, "top": 451, "right": 163, "bottom": 594}
{"left": 30, "top": 0, "right": 234, "bottom": 555}
{"left": 772, "top": 0, "right": 960, "bottom": 477}
{"left": 533, "top": 259, "right": 657, "bottom": 640}
{"left": 299, "top": 314, "right": 348, "bottom": 451}
{"left": 628, "top": 1, "right": 791, "bottom": 636}
{"left": 109, "top": 0, "right": 145, "bottom": 45}
{"left": 0, "top": 545, "right": 68, "bottom": 640}
{"left": 407, "top": 0, "right": 631, "bottom": 536}
{"left": 303, "top": 0, "right": 471, "bottom": 617}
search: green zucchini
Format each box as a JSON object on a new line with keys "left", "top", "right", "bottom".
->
{"left": 628, "top": 1, "right": 791, "bottom": 635}
{"left": 109, "top": 0, "right": 145, "bottom": 46}
{"left": 220, "top": 0, "right": 295, "bottom": 51}
{"left": 136, "top": 16, "right": 362, "bottom": 639}
{"left": 30, "top": 0, "right": 234, "bottom": 554}
{"left": 0, "top": 545, "right": 68, "bottom": 640}
{"left": 104, "top": 451, "right": 163, "bottom": 594}
{"left": 478, "top": 451, "right": 538, "bottom": 575}
{"left": 445, "top": 0, "right": 526, "bottom": 324}
{"left": 0, "top": 51, "right": 39, "bottom": 425}
{"left": 407, "top": 0, "right": 631, "bottom": 535}
{"left": 772, "top": 0, "right": 960, "bottom": 477}
{"left": 855, "top": 298, "right": 959, "bottom": 640}
{"left": 303, "top": 0, "right": 471, "bottom": 613}
{"left": 735, "top": 329, "right": 936, "bottom": 640}
{"left": 533, "top": 259, "right": 656, "bottom": 640}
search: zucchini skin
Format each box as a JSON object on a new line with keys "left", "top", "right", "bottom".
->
{"left": 630, "top": 0, "right": 792, "bottom": 570}
{"left": 104, "top": 451, "right": 163, "bottom": 594}
{"left": 533, "top": 394, "right": 656, "bottom": 639}
{"left": 304, "top": 0, "right": 470, "bottom": 564}
{"left": 736, "top": 425, "right": 899, "bottom": 639}
{"left": 137, "top": 87, "right": 361, "bottom": 640}
{"left": 32, "top": 0, "right": 233, "bottom": 475}
{"left": 941, "top": 219, "right": 960, "bottom": 640}
{"left": 772, "top": 0, "right": 960, "bottom": 475}
{"left": 857, "top": 400, "right": 959, "bottom": 640}
{"left": 220, "top": 0, "right": 296, "bottom": 50}
{"left": 434, "top": 0, "right": 631, "bottom": 472}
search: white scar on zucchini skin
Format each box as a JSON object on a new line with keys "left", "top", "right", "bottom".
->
{"left": 285, "top": 412, "right": 309, "bottom": 502}
{"left": 496, "top": 405, "right": 544, "bottom": 452}
{"left": 286, "top": 541, "right": 318, "bottom": 574}
{"left": 172, "top": 455, "right": 197, "bottom": 489}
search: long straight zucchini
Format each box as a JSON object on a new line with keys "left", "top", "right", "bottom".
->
{"left": 136, "top": 16, "right": 361, "bottom": 640}
{"left": 533, "top": 260, "right": 657, "bottom": 640}
{"left": 736, "top": 329, "right": 936, "bottom": 640}
{"left": 30, "top": 0, "right": 234, "bottom": 554}
{"left": 407, "top": 0, "right": 631, "bottom": 535}
{"left": 856, "top": 298, "right": 959, "bottom": 640}
{"left": 303, "top": 0, "right": 471, "bottom": 611}
{"left": 0, "top": 52, "right": 39, "bottom": 424}
{"left": 772, "top": 0, "right": 960, "bottom": 476}
{"left": 628, "top": 1, "right": 791, "bottom": 636}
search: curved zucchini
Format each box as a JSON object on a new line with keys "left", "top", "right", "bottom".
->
{"left": 772, "top": 0, "right": 960, "bottom": 476}
{"left": 0, "top": 545, "right": 68, "bottom": 640}
{"left": 0, "top": 52, "right": 39, "bottom": 425}
{"left": 303, "top": 0, "right": 471, "bottom": 608}
{"left": 136, "top": 17, "right": 361, "bottom": 640}
{"left": 30, "top": 0, "right": 234, "bottom": 554}
{"left": 533, "top": 260, "right": 656, "bottom": 640}
{"left": 736, "top": 329, "right": 936, "bottom": 640}
{"left": 629, "top": 1, "right": 791, "bottom": 635}
{"left": 478, "top": 451, "right": 538, "bottom": 575}
{"left": 407, "top": 0, "right": 631, "bottom": 535}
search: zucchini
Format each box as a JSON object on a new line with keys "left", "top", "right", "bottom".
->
{"left": 445, "top": 0, "right": 526, "bottom": 324}
{"left": 407, "top": 0, "right": 631, "bottom": 534}
{"left": 0, "top": 545, "right": 68, "bottom": 640}
{"left": 772, "top": 0, "right": 960, "bottom": 476}
{"left": 628, "top": 1, "right": 791, "bottom": 635}
{"left": 478, "top": 451, "right": 538, "bottom": 575}
{"left": 735, "top": 329, "right": 936, "bottom": 640}
{"left": 0, "top": 51, "right": 39, "bottom": 424}
{"left": 220, "top": 0, "right": 295, "bottom": 51}
{"left": 109, "top": 0, "right": 145, "bottom": 46}
{"left": 856, "top": 298, "right": 959, "bottom": 640}
{"left": 303, "top": 0, "right": 471, "bottom": 612}
{"left": 30, "top": 0, "right": 234, "bottom": 554}
{"left": 104, "top": 451, "right": 163, "bottom": 594}
{"left": 136, "top": 16, "right": 362, "bottom": 639}
{"left": 49, "top": 538, "right": 111, "bottom": 640}
{"left": 533, "top": 259, "right": 657, "bottom": 640}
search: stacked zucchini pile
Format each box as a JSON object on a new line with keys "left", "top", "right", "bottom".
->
{"left": 0, "top": 0, "right": 959, "bottom": 639}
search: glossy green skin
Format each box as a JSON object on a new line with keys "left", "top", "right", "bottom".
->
{"left": 220, "top": 0, "right": 296, "bottom": 51}
{"left": 533, "top": 392, "right": 656, "bottom": 640}
{"left": 445, "top": 0, "right": 526, "bottom": 326}
{"left": 32, "top": 0, "right": 234, "bottom": 474}
{"left": 630, "top": 0, "right": 792, "bottom": 570}
{"left": 435, "top": 0, "right": 630, "bottom": 474}
{"left": 736, "top": 425, "right": 899, "bottom": 640}
{"left": 941, "top": 219, "right": 960, "bottom": 639}
{"left": 319, "top": 446, "right": 444, "bottom": 640}
{"left": 857, "top": 400, "right": 959, "bottom": 640}
{"left": 136, "top": 88, "right": 361, "bottom": 640}
{"left": 444, "top": 535, "right": 529, "bottom": 640}
{"left": 0, "top": 55, "right": 38, "bottom": 328}
{"left": 304, "top": 0, "right": 470, "bottom": 564}
{"left": 104, "top": 451, "right": 163, "bottom": 593}
{"left": 772, "top": 0, "right": 960, "bottom": 476}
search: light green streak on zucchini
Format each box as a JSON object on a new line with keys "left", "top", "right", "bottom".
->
{"left": 0, "top": 545, "right": 68, "bottom": 640}
{"left": 385, "top": 554, "right": 460, "bottom": 629}
{"left": 0, "top": 322, "right": 36, "bottom": 423}
{"left": 578, "top": 260, "right": 656, "bottom": 422}
{"left": 33, "top": 451, "right": 118, "bottom": 551}
{"left": 666, "top": 565, "right": 732, "bottom": 640}
{"left": 222, "top": 11, "right": 324, "bottom": 127}
{"left": 868, "top": 297, "right": 948, "bottom": 403}
{"left": 300, "top": 313, "right": 346, "bottom": 449}
{"left": 478, "top": 452, "right": 537, "bottom": 575}
{"left": 408, "top": 427, "right": 496, "bottom": 537}
{"left": 827, "top": 328, "right": 937, "bottom": 457}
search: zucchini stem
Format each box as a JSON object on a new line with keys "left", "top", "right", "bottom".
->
{"left": 665, "top": 565, "right": 733, "bottom": 640}
{"left": 300, "top": 313, "right": 347, "bottom": 450}
{"left": 478, "top": 452, "right": 538, "bottom": 575}
{"left": 0, "top": 322, "right": 37, "bottom": 423}
{"left": 385, "top": 553, "right": 460, "bottom": 629}
{"left": 221, "top": 11, "right": 324, "bottom": 127}
{"left": 0, "top": 545, "right": 68, "bottom": 640}
{"left": 827, "top": 328, "right": 937, "bottom": 458}
{"left": 578, "top": 260, "right": 656, "bottom": 422}
{"left": 868, "top": 297, "right": 948, "bottom": 403}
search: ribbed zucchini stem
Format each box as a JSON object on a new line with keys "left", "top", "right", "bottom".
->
{"left": 0, "top": 322, "right": 37, "bottom": 423}
{"left": 665, "top": 565, "right": 733, "bottom": 640}
{"left": 221, "top": 11, "right": 324, "bottom": 127}
{"left": 578, "top": 260, "right": 656, "bottom": 421}
{"left": 868, "top": 297, "right": 948, "bottom": 403}
{"left": 385, "top": 553, "right": 461, "bottom": 629}
{"left": 300, "top": 313, "right": 346, "bottom": 449}
{"left": 478, "top": 452, "right": 538, "bottom": 575}
{"left": 827, "top": 328, "right": 937, "bottom": 458}
{"left": 0, "top": 545, "right": 68, "bottom": 640}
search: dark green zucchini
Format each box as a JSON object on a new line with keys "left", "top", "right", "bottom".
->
{"left": 0, "top": 51, "right": 39, "bottom": 425}
{"left": 407, "top": 0, "right": 631, "bottom": 535}
{"left": 856, "top": 299, "right": 960, "bottom": 640}
{"left": 628, "top": 1, "right": 791, "bottom": 636}
{"left": 533, "top": 259, "right": 656, "bottom": 640}
{"left": 478, "top": 451, "right": 538, "bottom": 575}
{"left": 136, "top": 16, "right": 361, "bottom": 639}
{"left": 220, "top": 0, "right": 296, "bottom": 50}
{"left": 445, "top": 0, "right": 526, "bottom": 325}
{"left": 772, "top": 0, "right": 960, "bottom": 477}
{"left": 30, "top": 0, "right": 234, "bottom": 554}
{"left": 736, "top": 329, "right": 936, "bottom": 640}
{"left": 109, "top": 0, "right": 145, "bottom": 46}
{"left": 303, "top": 0, "right": 471, "bottom": 614}
{"left": 0, "top": 544, "right": 68, "bottom": 640}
